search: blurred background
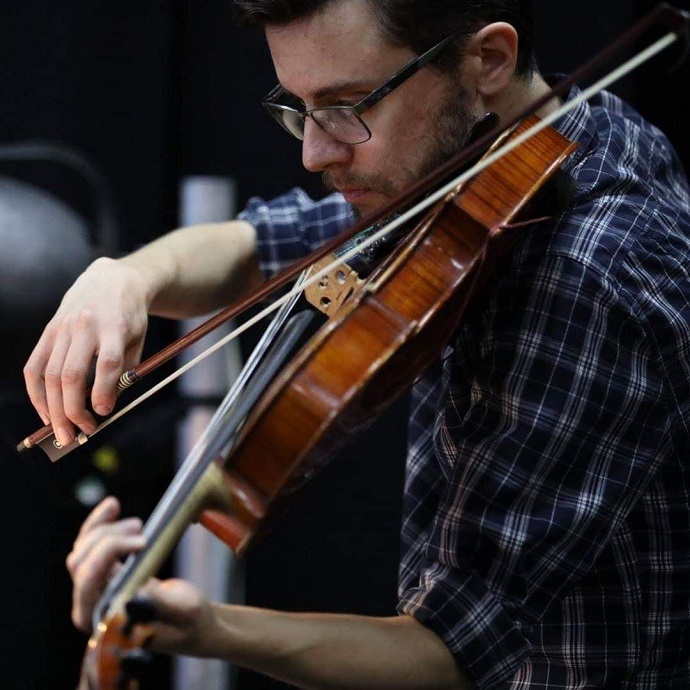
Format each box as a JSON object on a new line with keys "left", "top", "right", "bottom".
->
{"left": 0, "top": 1, "right": 688, "bottom": 688}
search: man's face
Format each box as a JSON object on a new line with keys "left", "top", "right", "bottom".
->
{"left": 265, "top": 0, "right": 478, "bottom": 218}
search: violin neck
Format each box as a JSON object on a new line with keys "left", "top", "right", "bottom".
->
{"left": 95, "top": 463, "right": 229, "bottom": 625}
{"left": 93, "top": 309, "right": 317, "bottom": 626}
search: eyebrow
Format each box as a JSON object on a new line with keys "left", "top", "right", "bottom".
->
{"left": 311, "top": 79, "right": 373, "bottom": 100}
{"left": 279, "top": 77, "right": 374, "bottom": 104}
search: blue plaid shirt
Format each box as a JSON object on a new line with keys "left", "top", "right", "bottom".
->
{"left": 239, "top": 85, "right": 690, "bottom": 689}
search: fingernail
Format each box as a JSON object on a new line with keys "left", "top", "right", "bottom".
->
{"left": 56, "top": 428, "right": 72, "bottom": 448}
{"left": 40, "top": 414, "right": 50, "bottom": 426}
{"left": 95, "top": 405, "right": 112, "bottom": 417}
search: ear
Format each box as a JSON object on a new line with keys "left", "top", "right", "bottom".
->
{"left": 464, "top": 22, "right": 519, "bottom": 99}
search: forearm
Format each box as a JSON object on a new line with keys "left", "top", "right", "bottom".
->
{"left": 202, "top": 605, "right": 472, "bottom": 690}
{"left": 120, "top": 221, "right": 262, "bottom": 319}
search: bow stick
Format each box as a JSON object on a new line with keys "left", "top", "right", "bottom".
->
{"left": 18, "top": 2, "right": 689, "bottom": 461}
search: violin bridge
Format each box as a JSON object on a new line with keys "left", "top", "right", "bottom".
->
{"left": 304, "top": 253, "right": 363, "bottom": 318}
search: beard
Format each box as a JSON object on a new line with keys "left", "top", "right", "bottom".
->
{"left": 411, "top": 82, "right": 475, "bottom": 181}
{"left": 323, "top": 81, "right": 475, "bottom": 219}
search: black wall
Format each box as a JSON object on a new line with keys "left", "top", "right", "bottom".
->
{"left": 0, "top": 1, "right": 688, "bottom": 688}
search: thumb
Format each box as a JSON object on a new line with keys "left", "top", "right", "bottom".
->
{"left": 138, "top": 578, "right": 204, "bottom": 628}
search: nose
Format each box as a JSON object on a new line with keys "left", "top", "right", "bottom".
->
{"left": 301, "top": 118, "right": 353, "bottom": 173}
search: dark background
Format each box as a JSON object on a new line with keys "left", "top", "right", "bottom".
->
{"left": 0, "top": 1, "right": 688, "bottom": 688}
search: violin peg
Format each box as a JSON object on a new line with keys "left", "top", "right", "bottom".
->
{"left": 122, "top": 596, "right": 158, "bottom": 637}
{"left": 119, "top": 648, "right": 154, "bottom": 683}
{"left": 125, "top": 596, "right": 157, "bottom": 625}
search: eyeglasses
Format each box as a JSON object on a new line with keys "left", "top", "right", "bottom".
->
{"left": 262, "top": 30, "right": 462, "bottom": 145}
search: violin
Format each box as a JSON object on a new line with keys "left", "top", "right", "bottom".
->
{"left": 17, "top": 5, "right": 689, "bottom": 689}
{"left": 78, "top": 113, "right": 576, "bottom": 690}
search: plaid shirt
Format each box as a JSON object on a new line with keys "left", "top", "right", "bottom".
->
{"left": 239, "top": 85, "right": 690, "bottom": 689}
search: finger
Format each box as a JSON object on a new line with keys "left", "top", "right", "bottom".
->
{"left": 23, "top": 327, "right": 57, "bottom": 425}
{"left": 67, "top": 516, "right": 143, "bottom": 576}
{"left": 60, "top": 321, "right": 103, "bottom": 434}
{"left": 90, "top": 329, "right": 129, "bottom": 417}
{"left": 135, "top": 580, "right": 206, "bottom": 655}
{"left": 43, "top": 329, "right": 76, "bottom": 447}
{"left": 69, "top": 522, "right": 145, "bottom": 579}
{"left": 71, "top": 532, "right": 147, "bottom": 632}
{"left": 76, "top": 497, "right": 120, "bottom": 540}
{"left": 123, "top": 332, "right": 146, "bottom": 379}
{"left": 137, "top": 579, "right": 199, "bottom": 626}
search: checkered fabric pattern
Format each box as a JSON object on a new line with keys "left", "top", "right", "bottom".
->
{"left": 239, "top": 83, "right": 690, "bottom": 689}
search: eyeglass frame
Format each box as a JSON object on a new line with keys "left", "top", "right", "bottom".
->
{"left": 261, "top": 29, "right": 464, "bottom": 145}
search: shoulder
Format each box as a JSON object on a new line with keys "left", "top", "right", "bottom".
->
{"left": 521, "top": 89, "right": 690, "bottom": 306}
{"left": 239, "top": 187, "right": 353, "bottom": 235}
{"left": 238, "top": 188, "right": 354, "bottom": 277}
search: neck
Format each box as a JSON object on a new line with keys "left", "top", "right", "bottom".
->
{"left": 493, "top": 72, "right": 563, "bottom": 126}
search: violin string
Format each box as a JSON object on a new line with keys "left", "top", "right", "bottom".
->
{"left": 352, "top": 32, "right": 678, "bottom": 251}
{"left": 135, "top": 272, "right": 310, "bottom": 542}
{"left": 96, "top": 311, "right": 316, "bottom": 627}
{"left": 94, "top": 285, "right": 310, "bottom": 627}
{"left": 56, "top": 220, "right": 433, "bottom": 455}
{"left": 56, "top": 272, "right": 315, "bottom": 454}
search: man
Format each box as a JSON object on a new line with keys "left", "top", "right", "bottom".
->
{"left": 24, "top": 0, "right": 690, "bottom": 688}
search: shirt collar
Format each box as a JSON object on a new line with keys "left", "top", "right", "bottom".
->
{"left": 544, "top": 74, "right": 600, "bottom": 170}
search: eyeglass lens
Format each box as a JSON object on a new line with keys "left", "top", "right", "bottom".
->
{"left": 273, "top": 108, "right": 305, "bottom": 140}
{"left": 268, "top": 104, "right": 370, "bottom": 144}
{"left": 311, "top": 109, "right": 369, "bottom": 144}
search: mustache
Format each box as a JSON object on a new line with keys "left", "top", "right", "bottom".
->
{"left": 322, "top": 170, "right": 395, "bottom": 196}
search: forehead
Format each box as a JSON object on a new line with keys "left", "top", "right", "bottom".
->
{"left": 264, "top": 0, "right": 415, "bottom": 100}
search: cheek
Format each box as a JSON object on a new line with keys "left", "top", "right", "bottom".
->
{"left": 364, "top": 91, "right": 444, "bottom": 162}
{"left": 372, "top": 95, "right": 434, "bottom": 143}
{"left": 368, "top": 109, "right": 427, "bottom": 159}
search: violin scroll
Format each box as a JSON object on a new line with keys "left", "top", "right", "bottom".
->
{"left": 80, "top": 606, "right": 156, "bottom": 690}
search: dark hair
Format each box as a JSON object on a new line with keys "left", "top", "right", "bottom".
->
{"left": 232, "top": 0, "right": 536, "bottom": 77}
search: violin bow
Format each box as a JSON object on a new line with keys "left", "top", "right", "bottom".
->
{"left": 18, "top": 2, "right": 689, "bottom": 461}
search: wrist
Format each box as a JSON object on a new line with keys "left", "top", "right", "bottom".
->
{"left": 117, "top": 250, "right": 175, "bottom": 312}
{"left": 195, "top": 601, "right": 238, "bottom": 660}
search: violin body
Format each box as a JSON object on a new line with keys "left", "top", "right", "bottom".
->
{"left": 199, "top": 116, "right": 578, "bottom": 555}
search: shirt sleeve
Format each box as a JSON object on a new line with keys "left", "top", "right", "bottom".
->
{"left": 237, "top": 188, "right": 354, "bottom": 279}
{"left": 398, "top": 211, "right": 673, "bottom": 688}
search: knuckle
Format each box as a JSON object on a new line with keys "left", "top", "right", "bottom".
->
{"left": 98, "top": 352, "right": 125, "bottom": 375}
{"left": 74, "top": 309, "right": 95, "bottom": 332}
{"left": 63, "top": 394, "right": 93, "bottom": 419}
{"left": 121, "top": 314, "right": 148, "bottom": 346}
{"left": 88, "top": 539, "right": 119, "bottom": 577}
{"left": 23, "top": 360, "right": 41, "bottom": 383}
{"left": 61, "top": 366, "right": 86, "bottom": 387}
{"left": 72, "top": 562, "right": 88, "bottom": 590}
{"left": 113, "top": 313, "right": 135, "bottom": 336}
{"left": 43, "top": 320, "right": 59, "bottom": 337}
{"left": 63, "top": 405, "right": 89, "bottom": 426}
{"left": 59, "top": 313, "right": 78, "bottom": 333}
{"left": 43, "top": 368, "right": 63, "bottom": 388}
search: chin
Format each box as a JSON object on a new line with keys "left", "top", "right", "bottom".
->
{"left": 353, "top": 197, "right": 388, "bottom": 221}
